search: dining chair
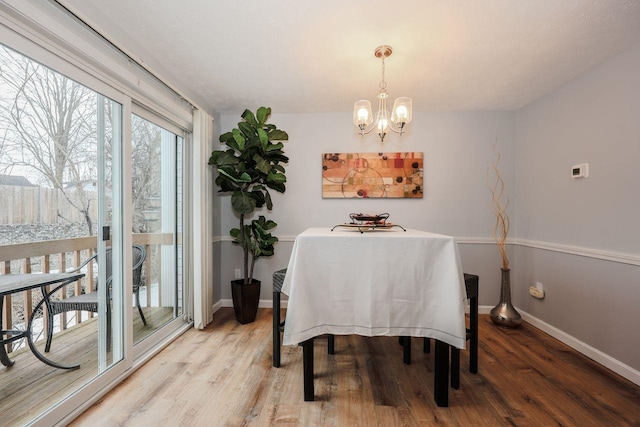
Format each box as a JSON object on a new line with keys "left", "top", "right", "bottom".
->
{"left": 44, "top": 244, "right": 147, "bottom": 352}
{"left": 272, "top": 268, "right": 334, "bottom": 367}
{"left": 423, "top": 273, "right": 479, "bottom": 389}
{"left": 272, "top": 269, "right": 286, "bottom": 367}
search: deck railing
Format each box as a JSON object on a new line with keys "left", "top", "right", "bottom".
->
{"left": 0, "top": 233, "right": 172, "bottom": 354}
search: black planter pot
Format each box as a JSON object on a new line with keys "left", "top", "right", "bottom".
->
{"left": 231, "top": 279, "right": 261, "bottom": 324}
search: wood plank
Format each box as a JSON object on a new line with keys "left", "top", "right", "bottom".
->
{"left": 71, "top": 310, "right": 640, "bottom": 426}
{"left": 0, "top": 306, "right": 175, "bottom": 426}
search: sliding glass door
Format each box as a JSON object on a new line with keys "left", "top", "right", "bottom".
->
{"left": 0, "top": 34, "right": 189, "bottom": 424}
{"left": 0, "top": 43, "right": 125, "bottom": 424}
{"left": 130, "top": 113, "right": 184, "bottom": 346}
{"left": 97, "top": 94, "right": 124, "bottom": 369}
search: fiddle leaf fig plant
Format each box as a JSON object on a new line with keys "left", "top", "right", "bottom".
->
{"left": 208, "top": 107, "right": 289, "bottom": 284}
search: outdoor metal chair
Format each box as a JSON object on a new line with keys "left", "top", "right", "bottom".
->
{"left": 44, "top": 244, "right": 147, "bottom": 352}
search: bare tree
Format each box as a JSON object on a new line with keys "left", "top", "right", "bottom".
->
{"left": 131, "top": 115, "right": 162, "bottom": 233}
{"left": 1, "top": 45, "right": 168, "bottom": 238}
{"left": 0, "top": 46, "right": 97, "bottom": 234}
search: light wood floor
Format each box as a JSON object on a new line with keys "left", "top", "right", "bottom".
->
{"left": 72, "top": 308, "right": 640, "bottom": 426}
{"left": 0, "top": 307, "right": 174, "bottom": 426}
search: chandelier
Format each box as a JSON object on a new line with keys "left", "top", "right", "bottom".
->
{"left": 353, "top": 45, "right": 412, "bottom": 144}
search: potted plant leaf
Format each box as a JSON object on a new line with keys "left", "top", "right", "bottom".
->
{"left": 208, "top": 107, "right": 289, "bottom": 324}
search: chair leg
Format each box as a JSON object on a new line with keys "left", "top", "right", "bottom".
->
{"left": 470, "top": 294, "right": 479, "bottom": 374}
{"left": 423, "top": 337, "right": 431, "bottom": 353}
{"left": 327, "top": 334, "right": 335, "bottom": 355}
{"left": 135, "top": 288, "right": 147, "bottom": 326}
{"left": 107, "top": 303, "right": 112, "bottom": 353}
{"left": 273, "top": 290, "right": 281, "bottom": 367}
{"left": 451, "top": 347, "right": 460, "bottom": 389}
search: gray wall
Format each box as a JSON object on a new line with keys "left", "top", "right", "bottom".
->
{"left": 219, "top": 111, "right": 516, "bottom": 238}
{"left": 217, "top": 110, "right": 516, "bottom": 310}
{"left": 513, "top": 41, "right": 640, "bottom": 373}
{"left": 212, "top": 41, "right": 640, "bottom": 379}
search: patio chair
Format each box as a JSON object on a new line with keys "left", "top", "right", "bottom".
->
{"left": 44, "top": 244, "right": 147, "bottom": 352}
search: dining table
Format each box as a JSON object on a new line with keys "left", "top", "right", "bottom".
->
{"left": 0, "top": 272, "right": 85, "bottom": 370}
{"left": 281, "top": 226, "right": 467, "bottom": 407}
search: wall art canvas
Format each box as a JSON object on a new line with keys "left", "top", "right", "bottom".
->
{"left": 322, "top": 152, "right": 423, "bottom": 198}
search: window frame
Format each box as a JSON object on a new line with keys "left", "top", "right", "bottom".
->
{"left": 0, "top": 2, "right": 196, "bottom": 425}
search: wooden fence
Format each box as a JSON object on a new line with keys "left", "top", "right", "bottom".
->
{"left": 0, "top": 185, "right": 97, "bottom": 225}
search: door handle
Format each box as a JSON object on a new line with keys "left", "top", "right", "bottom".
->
{"left": 102, "top": 226, "right": 111, "bottom": 241}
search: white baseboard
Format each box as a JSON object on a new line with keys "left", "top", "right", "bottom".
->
{"left": 480, "top": 305, "right": 640, "bottom": 386}
{"left": 217, "top": 298, "right": 288, "bottom": 311}
{"left": 519, "top": 309, "right": 640, "bottom": 386}
{"left": 478, "top": 305, "right": 493, "bottom": 314}
{"left": 212, "top": 300, "right": 223, "bottom": 313}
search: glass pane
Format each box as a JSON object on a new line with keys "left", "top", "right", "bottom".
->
{"left": 131, "top": 114, "right": 183, "bottom": 345}
{"left": 97, "top": 95, "right": 122, "bottom": 368}
{"left": 0, "top": 44, "right": 122, "bottom": 424}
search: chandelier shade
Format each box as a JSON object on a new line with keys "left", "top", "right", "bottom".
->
{"left": 353, "top": 100, "right": 373, "bottom": 128}
{"left": 391, "top": 97, "right": 412, "bottom": 125}
{"left": 353, "top": 45, "right": 412, "bottom": 144}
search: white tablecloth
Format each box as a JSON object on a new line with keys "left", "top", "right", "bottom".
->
{"left": 282, "top": 227, "right": 467, "bottom": 349}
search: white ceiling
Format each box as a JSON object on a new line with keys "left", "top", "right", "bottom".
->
{"left": 60, "top": 0, "right": 640, "bottom": 115}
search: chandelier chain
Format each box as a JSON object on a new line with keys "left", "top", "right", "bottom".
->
{"left": 379, "top": 56, "right": 387, "bottom": 90}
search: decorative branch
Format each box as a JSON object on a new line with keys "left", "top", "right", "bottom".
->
{"left": 488, "top": 138, "right": 510, "bottom": 270}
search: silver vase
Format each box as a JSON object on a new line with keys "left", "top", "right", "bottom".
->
{"left": 490, "top": 268, "right": 522, "bottom": 328}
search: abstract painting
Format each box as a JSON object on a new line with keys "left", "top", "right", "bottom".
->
{"left": 322, "top": 152, "right": 423, "bottom": 198}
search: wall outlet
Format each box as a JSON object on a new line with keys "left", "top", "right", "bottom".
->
{"left": 529, "top": 286, "right": 545, "bottom": 299}
{"left": 234, "top": 269, "right": 242, "bottom": 279}
{"left": 571, "top": 163, "right": 589, "bottom": 179}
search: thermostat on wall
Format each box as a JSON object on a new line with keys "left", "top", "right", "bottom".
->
{"left": 571, "top": 163, "right": 589, "bottom": 179}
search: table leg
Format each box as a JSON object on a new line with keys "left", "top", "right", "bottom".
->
{"left": 0, "top": 340, "right": 14, "bottom": 367}
{"left": 302, "top": 338, "right": 314, "bottom": 401}
{"left": 402, "top": 336, "right": 411, "bottom": 365}
{"left": 0, "top": 296, "right": 15, "bottom": 367}
{"left": 434, "top": 339, "right": 449, "bottom": 407}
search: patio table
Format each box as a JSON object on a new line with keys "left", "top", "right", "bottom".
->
{"left": 0, "top": 273, "right": 85, "bottom": 370}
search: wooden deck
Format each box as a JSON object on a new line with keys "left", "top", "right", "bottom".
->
{"left": 0, "top": 307, "right": 174, "bottom": 426}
